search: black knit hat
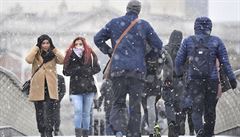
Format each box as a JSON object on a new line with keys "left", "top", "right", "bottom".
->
{"left": 37, "top": 34, "right": 54, "bottom": 48}
{"left": 126, "top": 0, "right": 141, "bottom": 15}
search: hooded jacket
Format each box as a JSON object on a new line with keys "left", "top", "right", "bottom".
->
{"left": 165, "top": 30, "right": 183, "bottom": 77}
{"left": 175, "top": 17, "right": 236, "bottom": 81}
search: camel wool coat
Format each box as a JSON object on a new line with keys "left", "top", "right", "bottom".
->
{"left": 25, "top": 46, "right": 64, "bottom": 101}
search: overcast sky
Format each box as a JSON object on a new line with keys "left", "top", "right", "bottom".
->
{"left": 0, "top": 0, "right": 239, "bottom": 22}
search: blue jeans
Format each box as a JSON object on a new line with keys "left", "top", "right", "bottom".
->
{"left": 70, "top": 92, "right": 95, "bottom": 130}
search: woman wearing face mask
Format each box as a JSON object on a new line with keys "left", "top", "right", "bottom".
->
{"left": 63, "top": 36, "right": 101, "bottom": 137}
{"left": 25, "top": 34, "right": 64, "bottom": 137}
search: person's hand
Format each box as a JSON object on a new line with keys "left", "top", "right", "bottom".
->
{"left": 230, "top": 79, "right": 237, "bottom": 89}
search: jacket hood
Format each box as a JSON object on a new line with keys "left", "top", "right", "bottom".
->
{"left": 168, "top": 30, "right": 183, "bottom": 46}
{"left": 194, "top": 17, "right": 212, "bottom": 35}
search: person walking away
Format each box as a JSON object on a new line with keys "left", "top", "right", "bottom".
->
{"left": 175, "top": 17, "right": 237, "bottom": 137}
{"left": 94, "top": 1, "right": 163, "bottom": 136}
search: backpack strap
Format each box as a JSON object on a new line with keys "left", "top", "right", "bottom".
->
{"left": 103, "top": 18, "right": 139, "bottom": 79}
{"left": 191, "top": 36, "right": 210, "bottom": 48}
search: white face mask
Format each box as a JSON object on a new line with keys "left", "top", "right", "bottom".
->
{"left": 73, "top": 47, "right": 84, "bottom": 58}
{"left": 75, "top": 46, "right": 84, "bottom": 50}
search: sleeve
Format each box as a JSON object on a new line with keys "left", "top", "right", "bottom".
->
{"left": 94, "top": 21, "right": 113, "bottom": 55}
{"left": 217, "top": 38, "right": 236, "bottom": 80}
{"left": 145, "top": 22, "right": 163, "bottom": 51}
{"left": 52, "top": 48, "right": 64, "bottom": 64}
{"left": 58, "top": 75, "right": 66, "bottom": 101}
{"left": 25, "top": 46, "right": 39, "bottom": 64}
{"left": 91, "top": 51, "right": 101, "bottom": 75}
{"left": 175, "top": 38, "right": 188, "bottom": 76}
{"left": 162, "top": 51, "right": 173, "bottom": 82}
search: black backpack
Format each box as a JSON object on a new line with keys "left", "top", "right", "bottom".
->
{"left": 188, "top": 36, "right": 211, "bottom": 79}
{"left": 145, "top": 50, "right": 163, "bottom": 76}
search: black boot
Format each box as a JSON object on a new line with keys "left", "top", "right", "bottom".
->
{"left": 40, "top": 132, "right": 46, "bottom": 137}
{"left": 82, "top": 129, "right": 89, "bottom": 137}
{"left": 45, "top": 131, "right": 53, "bottom": 137}
{"left": 168, "top": 122, "right": 178, "bottom": 137}
{"left": 196, "top": 129, "right": 204, "bottom": 137}
{"left": 75, "top": 128, "right": 82, "bottom": 137}
{"left": 54, "top": 130, "right": 60, "bottom": 136}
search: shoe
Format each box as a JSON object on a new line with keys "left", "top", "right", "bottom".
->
{"left": 168, "top": 123, "right": 177, "bottom": 137}
{"left": 75, "top": 128, "right": 82, "bottom": 137}
{"left": 54, "top": 130, "right": 59, "bottom": 136}
{"left": 40, "top": 132, "right": 45, "bottom": 137}
{"left": 82, "top": 129, "right": 89, "bottom": 137}
{"left": 45, "top": 131, "right": 53, "bottom": 137}
{"left": 196, "top": 129, "right": 204, "bottom": 137}
{"left": 179, "top": 121, "right": 185, "bottom": 135}
{"left": 190, "top": 131, "right": 194, "bottom": 135}
{"left": 116, "top": 131, "right": 123, "bottom": 137}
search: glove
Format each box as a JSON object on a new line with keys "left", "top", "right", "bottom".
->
{"left": 43, "top": 50, "right": 55, "bottom": 63}
{"left": 230, "top": 79, "right": 237, "bottom": 89}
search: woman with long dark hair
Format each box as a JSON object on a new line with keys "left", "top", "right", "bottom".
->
{"left": 63, "top": 36, "right": 101, "bottom": 137}
{"left": 25, "top": 34, "right": 64, "bottom": 137}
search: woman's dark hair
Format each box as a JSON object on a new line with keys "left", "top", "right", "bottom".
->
{"left": 36, "top": 34, "right": 54, "bottom": 49}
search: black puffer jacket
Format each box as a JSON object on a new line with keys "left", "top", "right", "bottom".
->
{"left": 63, "top": 51, "right": 101, "bottom": 94}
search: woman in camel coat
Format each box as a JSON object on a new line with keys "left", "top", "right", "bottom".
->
{"left": 25, "top": 34, "right": 64, "bottom": 137}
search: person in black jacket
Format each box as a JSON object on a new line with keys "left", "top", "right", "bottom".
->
{"left": 95, "top": 79, "right": 114, "bottom": 135}
{"left": 52, "top": 74, "right": 66, "bottom": 136}
{"left": 63, "top": 36, "right": 101, "bottom": 137}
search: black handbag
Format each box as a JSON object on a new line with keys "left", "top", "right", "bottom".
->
{"left": 22, "top": 63, "right": 44, "bottom": 95}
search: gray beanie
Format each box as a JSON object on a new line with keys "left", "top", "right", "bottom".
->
{"left": 126, "top": 0, "right": 141, "bottom": 14}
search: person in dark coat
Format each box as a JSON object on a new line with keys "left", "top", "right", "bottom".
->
{"left": 175, "top": 17, "right": 237, "bottom": 137}
{"left": 95, "top": 79, "right": 114, "bottom": 135}
{"left": 94, "top": 0, "right": 163, "bottom": 136}
{"left": 63, "top": 36, "right": 101, "bottom": 137}
{"left": 25, "top": 34, "right": 64, "bottom": 137}
{"left": 164, "top": 30, "right": 193, "bottom": 136}
{"left": 52, "top": 74, "right": 66, "bottom": 136}
{"left": 141, "top": 47, "right": 172, "bottom": 135}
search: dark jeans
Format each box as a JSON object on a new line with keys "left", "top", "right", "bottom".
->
{"left": 181, "top": 107, "right": 194, "bottom": 135}
{"left": 53, "top": 101, "right": 60, "bottom": 132}
{"left": 188, "top": 79, "right": 218, "bottom": 137}
{"left": 34, "top": 91, "right": 55, "bottom": 133}
{"left": 110, "top": 76, "right": 144, "bottom": 137}
{"left": 162, "top": 78, "right": 184, "bottom": 123}
{"left": 105, "top": 104, "right": 114, "bottom": 135}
